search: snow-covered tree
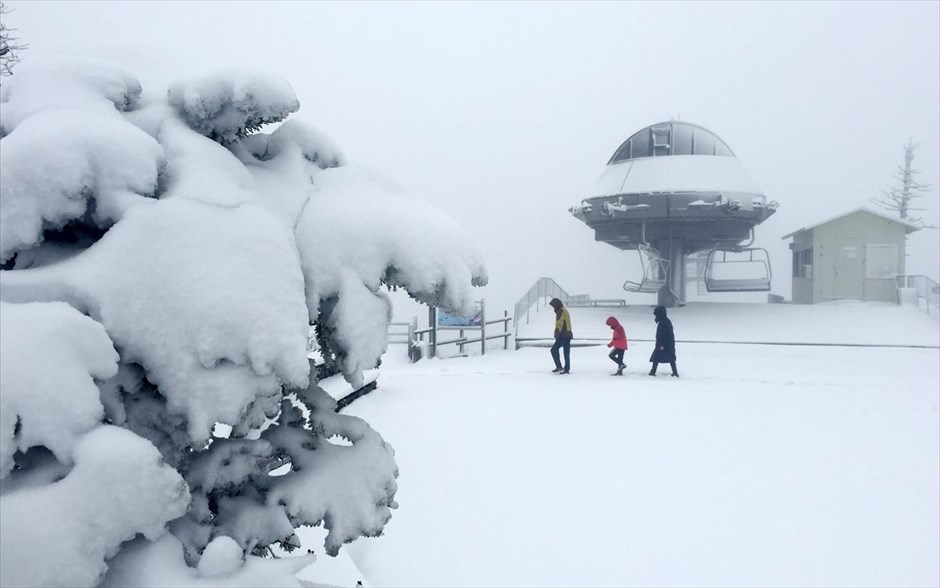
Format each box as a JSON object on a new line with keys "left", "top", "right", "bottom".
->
{"left": 0, "top": 57, "right": 486, "bottom": 587}
{"left": 872, "top": 138, "right": 936, "bottom": 228}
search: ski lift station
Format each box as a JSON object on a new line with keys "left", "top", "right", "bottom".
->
{"left": 570, "top": 121, "right": 778, "bottom": 307}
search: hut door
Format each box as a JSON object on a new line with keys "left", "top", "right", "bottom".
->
{"left": 833, "top": 239, "right": 863, "bottom": 300}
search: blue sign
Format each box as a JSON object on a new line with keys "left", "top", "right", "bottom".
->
{"left": 438, "top": 302, "right": 483, "bottom": 327}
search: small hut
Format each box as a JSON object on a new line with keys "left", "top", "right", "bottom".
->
{"left": 782, "top": 208, "right": 919, "bottom": 303}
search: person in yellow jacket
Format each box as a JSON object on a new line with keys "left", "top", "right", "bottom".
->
{"left": 548, "top": 298, "right": 573, "bottom": 374}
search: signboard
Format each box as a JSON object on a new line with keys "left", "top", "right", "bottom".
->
{"left": 437, "top": 301, "right": 483, "bottom": 327}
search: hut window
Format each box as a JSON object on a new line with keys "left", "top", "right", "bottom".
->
{"left": 865, "top": 244, "right": 899, "bottom": 279}
{"left": 793, "top": 248, "right": 813, "bottom": 278}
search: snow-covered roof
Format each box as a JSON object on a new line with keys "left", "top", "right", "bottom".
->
{"left": 781, "top": 207, "right": 922, "bottom": 240}
{"left": 590, "top": 154, "right": 764, "bottom": 197}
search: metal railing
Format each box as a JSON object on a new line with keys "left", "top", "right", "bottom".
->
{"left": 388, "top": 318, "right": 423, "bottom": 362}
{"left": 513, "top": 277, "right": 570, "bottom": 332}
{"left": 896, "top": 275, "right": 940, "bottom": 317}
{"left": 512, "top": 278, "right": 627, "bottom": 336}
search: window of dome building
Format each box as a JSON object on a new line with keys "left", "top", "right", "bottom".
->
{"left": 693, "top": 129, "right": 716, "bottom": 155}
{"left": 715, "top": 139, "right": 733, "bottom": 157}
{"left": 652, "top": 126, "right": 671, "bottom": 156}
{"left": 630, "top": 130, "right": 652, "bottom": 159}
{"left": 610, "top": 141, "right": 631, "bottom": 163}
{"left": 672, "top": 124, "right": 694, "bottom": 155}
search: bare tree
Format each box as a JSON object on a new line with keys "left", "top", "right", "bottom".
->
{"left": 872, "top": 138, "right": 936, "bottom": 228}
{"left": 0, "top": 1, "right": 26, "bottom": 77}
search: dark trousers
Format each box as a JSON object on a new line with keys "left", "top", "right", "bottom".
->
{"left": 551, "top": 337, "right": 571, "bottom": 371}
{"left": 608, "top": 348, "right": 625, "bottom": 366}
{"left": 650, "top": 361, "right": 678, "bottom": 376}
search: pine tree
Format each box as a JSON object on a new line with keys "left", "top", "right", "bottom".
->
{"left": 0, "top": 58, "right": 486, "bottom": 586}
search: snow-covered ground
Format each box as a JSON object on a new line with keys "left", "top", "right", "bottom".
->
{"left": 306, "top": 302, "right": 939, "bottom": 587}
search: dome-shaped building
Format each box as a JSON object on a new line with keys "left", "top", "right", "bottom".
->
{"left": 570, "top": 121, "right": 778, "bottom": 307}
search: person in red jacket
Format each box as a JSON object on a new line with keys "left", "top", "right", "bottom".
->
{"left": 606, "top": 316, "right": 628, "bottom": 376}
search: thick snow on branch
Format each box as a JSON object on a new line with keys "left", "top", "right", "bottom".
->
{"left": 1, "top": 57, "right": 486, "bottom": 385}
{"left": 157, "top": 116, "right": 257, "bottom": 208}
{"left": 0, "top": 426, "right": 190, "bottom": 588}
{"left": 0, "top": 301, "right": 117, "bottom": 478}
{"left": 322, "top": 275, "right": 393, "bottom": 387}
{"left": 293, "top": 165, "right": 487, "bottom": 383}
{"left": 168, "top": 72, "right": 300, "bottom": 144}
{"left": 0, "top": 58, "right": 164, "bottom": 263}
{"left": 250, "top": 119, "right": 345, "bottom": 169}
{"left": 297, "top": 165, "right": 487, "bottom": 313}
{"left": 0, "top": 57, "right": 142, "bottom": 132}
{"left": 265, "top": 383, "right": 398, "bottom": 557}
{"left": 0, "top": 110, "right": 164, "bottom": 261}
{"left": 2, "top": 199, "right": 311, "bottom": 442}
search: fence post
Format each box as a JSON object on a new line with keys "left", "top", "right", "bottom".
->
{"left": 480, "top": 298, "right": 486, "bottom": 356}
{"left": 504, "top": 310, "right": 509, "bottom": 350}
{"left": 428, "top": 306, "right": 437, "bottom": 358}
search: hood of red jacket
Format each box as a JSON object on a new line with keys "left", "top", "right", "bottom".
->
{"left": 606, "top": 316, "right": 620, "bottom": 327}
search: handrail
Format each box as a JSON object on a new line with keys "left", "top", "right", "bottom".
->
{"left": 485, "top": 317, "right": 513, "bottom": 325}
{"left": 513, "top": 277, "right": 570, "bottom": 332}
{"left": 896, "top": 274, "right": 940, "bottom": 317}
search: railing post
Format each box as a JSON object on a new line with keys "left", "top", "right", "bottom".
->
{"left": 428, "top": 306, "right": 437, "bottom": 358}
{"left": 504, "top": 310, "right": 509, "bottom": 350}
{"left": 480, "top": 298, "right": 486, "bottom": 356}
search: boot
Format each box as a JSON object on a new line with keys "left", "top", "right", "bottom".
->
{"left": 616, "top": 364, "right": 624, "bottom": 376}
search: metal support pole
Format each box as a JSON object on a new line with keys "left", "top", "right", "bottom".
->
{"left": 656, "top": 239, "right": 686, "bottom": 308}
{"left": 672, "top": 239, "right": 686, "bottom": 305}
{"left": 504, "top": 310, "right": 509, "bottom": 350}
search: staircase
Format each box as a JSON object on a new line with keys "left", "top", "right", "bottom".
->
{"left": 513, "top": 278, "right": 627, "bottom": 334}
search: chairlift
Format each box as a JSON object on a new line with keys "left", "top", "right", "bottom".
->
{"left": 623, "top": 243, "right": 668, "bottom": 293}
{"left": 704, "top": 247, "right": 772, "bottom": 292}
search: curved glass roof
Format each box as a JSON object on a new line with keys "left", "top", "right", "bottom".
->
{"left": 608, "top": 121, "right": 735, "bottom": 164}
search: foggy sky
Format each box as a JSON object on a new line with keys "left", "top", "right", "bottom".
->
{"left": 7, "top": 0, "right": 940, "bottom": 318}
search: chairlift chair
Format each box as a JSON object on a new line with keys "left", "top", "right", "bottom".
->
{"left": 623, "top": 243, "right": 668, "bottom": 293}
{"left": 704, "top": 247, "right": 772, "bottom": 292}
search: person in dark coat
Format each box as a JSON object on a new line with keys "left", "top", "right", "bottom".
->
{"left": 648, "top": 305, "right": 678, "bottom": 377}
{"left": 548, "top": 298, "right": 572, "bottom": 374}
{"left": 606, "top": 316, "right": 628, "bottom": 376}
